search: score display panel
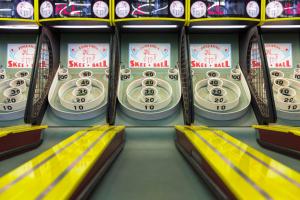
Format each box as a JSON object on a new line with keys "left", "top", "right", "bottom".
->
{"left": 265, "top": 42, "right": 300, "bottom": 119}
{"left": 190, "top": 0, "right": 260, "bottom": 19}
{"left": 39, "top": 0, "right": 109, "bottom": 19}
{"left": 190, "top": 43, "right": 252, "bottom": 121}
{"left": 114, "top": 0, "right": 185, "bottom": 19}
{"left": 117, "top": 42, "right": 182, "bottom": 121}
{"left": 0, "top": 0, "right": 34, "bottom": 19}
{"left": 47, "top": 42, "right": 110, "bottom": 121}
{"left": 0, "top": 43, "right": 35, "bottom": 120}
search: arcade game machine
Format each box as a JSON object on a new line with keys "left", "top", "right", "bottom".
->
{"left": 176, "top": 0, "right": 300, "bottom": 199}
{"left": 0, "top": 0, "right": 48, "bottom": 159}
{"left": 0, "top": 1, "right": 125, "bottom": 199}
{"left": 1, "top": 1, "right": 300, "bottom": 199}
{"left": 254, "top": 0, "right": 300, "bottom": 157}
{"left": 86, "top": 0, "right": 224, "bottom": 199}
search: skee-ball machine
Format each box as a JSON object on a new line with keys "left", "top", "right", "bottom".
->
{"left": 173, "top": 1, "right": 299, "bottom": 199}
{"left": 114, "top": 0, "right": 186, "bottom": 125}
{"left": 0, "top": 0, "right": 126, "bottom": 197}
{"left": 0, "top": 0, "right": 50, "bottom": 159}
{"left": 0, "top": 0, "right": 127, "bottom": 198}
{"left": 1, "top": 1, "right": 300, "bottom": 200}
{"left": 254, "top": 0, "right": 300, "bottom": 158}
{"left": 185, "top": 0, "right": 275, "bottom": 126}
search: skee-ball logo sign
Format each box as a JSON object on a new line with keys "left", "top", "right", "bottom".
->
{"left": 68, "top": 43, "right": 109, "bottom": 68}
{"left": 129, "top": 43, "right": 170, "bottom": 68}
{"left": 265, "top": 43, "right": 292, "bottom": 68}
{"left": 7, "top": 44, "right": 36, "bottom": 68}
{"left": 190, "top": 44, "right": 231, "bottom": 68}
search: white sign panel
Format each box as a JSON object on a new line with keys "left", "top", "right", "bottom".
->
{"left": 265, "top": 43, "right": 292, "bottom": 68}
{"left": 68, "top": 43, "right": 109, "bottom": 68}
{"left": 190, "top": 44, "right": 231, "bottom": 68}
{"left": 7, "top": 44, "right": 36, "bottom": 68}
{"left": 129, "top": 43, "right": 170, "bottom": 68}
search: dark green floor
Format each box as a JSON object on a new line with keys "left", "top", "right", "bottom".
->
{"left": 90, "top": 127, "right": 214, "bottom": 200}
{"left": 0, "top": 127, "right": 300, "bottom": 200}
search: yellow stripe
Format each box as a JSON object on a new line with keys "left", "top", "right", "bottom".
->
{"left": 177, "top": 126, "right": 264, "bottom": 199}
{"left": 176, "top": 126, "right": 300, "bottom": 199}
{"left": 259, "top": 0, "right": 266, "bottom": 26}
{"left": 34, "top": 0, "right": 39, "bottom": 24}
{"left": 111, "top": 0, "right": 115, "bottom": 25}
{"left": 44, "top": 126, "right": 123, "bottom": 199}
{"left": 265, "top": 17, "right": 300, "bottom": 22}
{"left": 0, "top": 126, "right": 96, "bottom": 186}
{"left": 0, "top": 125, "right": 47, "bottom": 137}
{"left": 185, "top": 0, "right": 190, "bottom": 26}
{"left": 0, "top": 125, "right": 102, "bottom": 188}
{"left": 253, "top": 125, "right": 300, "bottom": 136}
{"left": 0, "top": 125, "right": 124, "bottom": 199}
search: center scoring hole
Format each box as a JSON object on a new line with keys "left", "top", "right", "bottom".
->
{"left": 211, "top": 87, "right": 225, "bottom": 97}
{"left": 142, "top": 78, "right": 157, "bottom": 87}
{"left": 142, "top": 87, "right": 157, "bottom": 96}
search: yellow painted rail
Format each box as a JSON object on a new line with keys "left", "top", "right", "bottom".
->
{"left": 176, "top": 125, "right": 300, "bottom": 200}
{"left": 0, "top": 125, "right": 125, "bottom": 200}
{"left": 0, "top": 125, "right": 48, "bottom": 138}
{"left": 253, "top": 125, "right": 300, "bottom": 137}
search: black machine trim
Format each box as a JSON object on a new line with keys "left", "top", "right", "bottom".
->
{"left": 179, "top": 27, "right": 194, "bottom": 125}
{"left": 107, "top": 27, "right": 120, "bottom": 125}
{"left": 239, "top": 26, "right": 277, "bottom": 125}
{"left": 25, "top": 27, "right": 60, "bottom": 125}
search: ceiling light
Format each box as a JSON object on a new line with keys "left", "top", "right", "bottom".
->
{"left": 0, "top": 25, "right": 39, "bottom": 30}
{"left": 122, "top": 25, "right": 178, "bottom": 29}
{"left": 52, "top": 25, "right": 109, "bottom": 29}
{"left": 261, "top": 25, "right": 300, "bottom": 29}
{"left": 191, "top": 25, "right": 247, "bottom": 29}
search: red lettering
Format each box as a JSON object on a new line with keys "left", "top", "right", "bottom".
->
{"left": 130, "top": 60, "right": 134, "bottom": 67}
{"left": 8, "top": 61, "right": 13, "bottom": 67}
{"left": 191, "top": 61, "right": 196, "bottom": 67}
{"left": 69, "top": 61, "right": 74, "bottom": 67}
{"left": 164, "top": 60, "right": 168, "bottom": 67}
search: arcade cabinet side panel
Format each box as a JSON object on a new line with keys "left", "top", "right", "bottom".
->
{"left": 25, "top": 27, "right": 60, "bottom": 125}
{"left": 0, "top": 30, "right": 52, "bottom": 159}
{"left": 107, "top": 27, "right": 120, "bottom": 125}
{"left": 179, "top": 27, "right": 194, "bottom": 125}
{"left": 239, "top": 26, "right": 276, "bottom": 125}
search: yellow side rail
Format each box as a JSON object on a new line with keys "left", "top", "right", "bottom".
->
{"left": 253, "top": 125, "right": 300, "bottom": 137}
{"left": 176, "top": 125, "right": 300, "bottom": 199}
{"left": 0, "top": 125, "right": 48, "bottom": 138}
{"left": 0, "top": 125, "right": 125, "bottom": 200}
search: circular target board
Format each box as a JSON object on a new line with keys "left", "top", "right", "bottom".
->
{"left": 48, "top": 43, "right": 110, "bottom": 120}
{"left": 190, "top": 43, "right": 251, "bottom": 120}
{"left": 117, "top": 43, "right": 181, "bottom": 120}
{"left": 265, "top": 43, "right": 300, "bottom": 119}
{"left": 0, "top": 43, "right": 35, "bottom": 120}
{"left": 270, "top": 69, "right": 300, "bottom": 119}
